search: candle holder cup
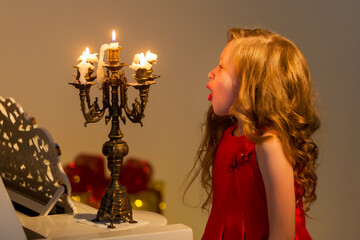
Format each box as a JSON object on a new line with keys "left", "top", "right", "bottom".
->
{"left": 74, "top": 64, "right": 97, "bottom": 83}
{"left": 135, "top": 68, "right": 150, "bottom": 83}
{"left": 108, "top": 46, "right": 122, "bottom": 66}
{"left": 69, "top": 46, "right": 159, "bottom": 228}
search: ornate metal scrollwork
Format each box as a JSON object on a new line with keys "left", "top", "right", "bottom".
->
{"left": 0, "top": 96, "right": 76, "bottom": 215}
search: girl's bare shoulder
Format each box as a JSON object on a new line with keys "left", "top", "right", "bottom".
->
{"left": 255, "top": 130, "right": 289, "bottom": 168}
{"left": 255, "top": 130, "right": 282, "bottom": 153}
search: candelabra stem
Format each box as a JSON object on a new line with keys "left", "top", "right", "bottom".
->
{"left": 94, "top": 73, "right": 136, "bottom": 228}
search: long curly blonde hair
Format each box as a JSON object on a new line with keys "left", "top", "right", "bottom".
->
{"left": 185, "top": 28, "right": 320, "bottom": 213}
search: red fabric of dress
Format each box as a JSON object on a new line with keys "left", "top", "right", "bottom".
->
{"left": 202, "top": 125, "right": 312, "bottom": 240}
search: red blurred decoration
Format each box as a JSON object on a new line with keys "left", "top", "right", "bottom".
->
{"left": 119, "top": 158, "right": 151, "bottom": 194}
{"left": 64, "top": 154, "right": 164, "bottom": 213}
{"left": 64, "top": 154, "right": 109, "bottom": 208}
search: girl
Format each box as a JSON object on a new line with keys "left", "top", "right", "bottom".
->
{"left": 187, "top": 28, "right": 320, "bottom": 239}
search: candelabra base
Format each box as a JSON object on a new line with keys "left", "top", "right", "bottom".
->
{"left": 93, "top": 185, "right": 137, "bottom": 228}
{"left": 92, "top": 139, "right": 137, "bottom": 228}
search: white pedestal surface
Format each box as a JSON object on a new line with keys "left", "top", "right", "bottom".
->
{"left": 16, "top": 201, "right": 192, "bottom": 240}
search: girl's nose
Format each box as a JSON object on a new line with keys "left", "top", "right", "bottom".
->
{"left": 208, "top": 68, "right": 215, "bottom": 80}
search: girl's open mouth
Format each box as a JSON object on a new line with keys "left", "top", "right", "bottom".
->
{"left": 206, "top": 84, "right": 212, "bottom": 101}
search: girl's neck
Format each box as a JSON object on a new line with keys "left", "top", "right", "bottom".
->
{"left": 233, "top": 123, "right": 244, "bottom": 137}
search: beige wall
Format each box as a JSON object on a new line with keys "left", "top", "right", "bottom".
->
{"left": 1, "top": 0, "right": 359, "bottom": 239}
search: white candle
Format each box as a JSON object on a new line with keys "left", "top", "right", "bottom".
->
{"left": 76, "top": 48, "right": 97, "bottom": 84}
{"left": 96, "top": 30, "right": 122, "bottom": 85}
{"left": 132, "top": 53, "right": 141, "bottom": 64}
{"left": 145, "top": 50, "right": 157, "bottom": 63}
{"left": 96, "top": 43, "right": 109, "bottom": 85}
{"left": 77, "top": 56, "right": 93, "bottom": 84}
{"left": 129, "top": 52, "right": 152, "bottom": 71}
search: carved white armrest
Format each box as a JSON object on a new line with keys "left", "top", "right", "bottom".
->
{"left": 0, "top": 96, "right": 76, "bottom": 215}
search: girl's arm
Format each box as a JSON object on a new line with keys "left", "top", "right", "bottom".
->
{"left": 255, "top": 134, "right": 295, "bottom": 240}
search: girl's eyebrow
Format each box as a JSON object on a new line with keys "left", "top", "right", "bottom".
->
{"left": 219, "top": 58, "right": 225, "bottom": 67}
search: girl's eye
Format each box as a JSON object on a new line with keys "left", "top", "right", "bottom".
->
{"left": 218, "top": 64, "right": 223, "bottom": 70}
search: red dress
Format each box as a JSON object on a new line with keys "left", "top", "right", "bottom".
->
{"left": 202, "top": 125, "right": 312, "bottom": 240}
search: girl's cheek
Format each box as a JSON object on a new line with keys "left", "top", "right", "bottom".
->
{"left": 225, "top": 73, "right": 235, "bottom": 90}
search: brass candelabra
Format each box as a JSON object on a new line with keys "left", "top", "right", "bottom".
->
{"left": 69, "top": 46, "right": 159, "bottom": 228}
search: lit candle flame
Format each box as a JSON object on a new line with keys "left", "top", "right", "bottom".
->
{"left": 77, "top": 47, "right": 98, "bottom": 63}
{"left": 109, "top": 30, "right": 119, "bottom": 49}
{"left": 80, "top": 51, "right": 87, "bottom": 63}
{"left": 139, "top": 53, "right": 147, "bottom": 66}
{"left": 112, "top": 30, "right": 116, "bottom": 42}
